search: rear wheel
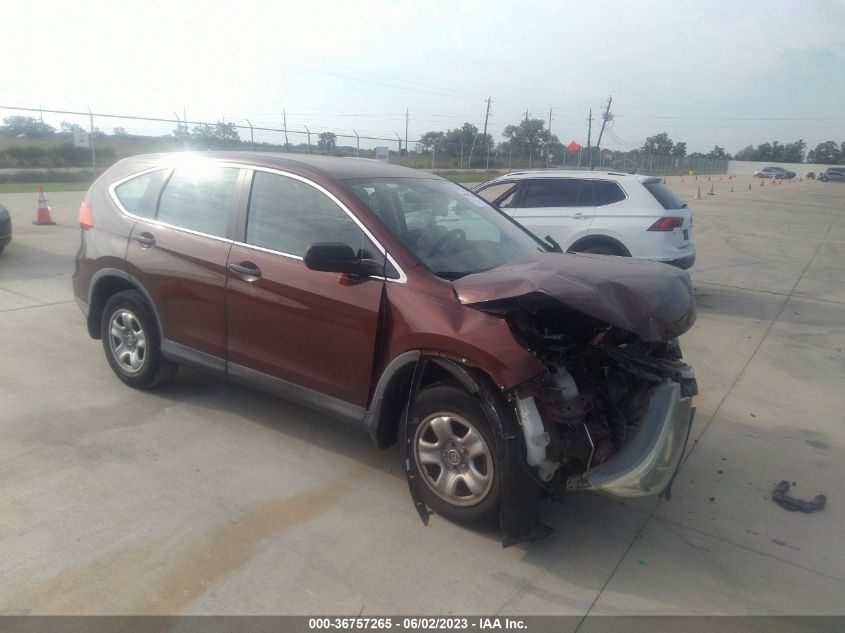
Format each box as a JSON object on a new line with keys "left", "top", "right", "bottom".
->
{"left": 101, "top": 290, "right": 177, "bottom": 389}
{"left": 575, "top": 241, "right": 627, "bottom": 256}
{"left": 410, "top": 385, "right": 502, "bottom": 525}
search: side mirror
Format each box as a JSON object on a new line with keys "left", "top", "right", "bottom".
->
{"left": 303, "top": 242, "right": 384, "bottom": 277}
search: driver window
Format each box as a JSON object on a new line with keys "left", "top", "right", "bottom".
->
{"left": 246, "top": 171, "right": 378, "bottom": 259}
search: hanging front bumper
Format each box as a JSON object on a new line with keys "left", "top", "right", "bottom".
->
{"left": 566, "top": 381, "right": 694, "bottom": 498}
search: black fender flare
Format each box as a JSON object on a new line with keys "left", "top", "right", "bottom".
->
{"left": 86, "top": 268, "right": 164, "bottom": 340}
{"left": 377, "top": 354, "right": 547, "bottom": 544}
{"left": 568, "top": 234, "right": 632, "bottom": 257}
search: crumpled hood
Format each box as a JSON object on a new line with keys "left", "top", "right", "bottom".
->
{"left": 453, "top": 252, "right": 696, "bottom": 341}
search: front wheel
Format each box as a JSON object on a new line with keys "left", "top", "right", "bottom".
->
{"left": 410, "top": 384, "right": 502, "bottom": 525}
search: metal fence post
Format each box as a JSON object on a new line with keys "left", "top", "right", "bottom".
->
{"left": 88, "top": 108, "right": 96, "bottom": 178}
{"left": 485, "top": 143, "right": 490, "bottom": 179}
{"left": 247, "top": 119, "right": 254, "bottom": 150}
{"left": 354, "top": 130, "right": 359, "bottom": 157}
{"left": 304, "top": 125, "right": 311, "bottom": 154}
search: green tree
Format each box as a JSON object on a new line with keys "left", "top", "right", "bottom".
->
{"left": 318, "top": 131, "right": 337, "bottom": 151}
{"left": 734, "top": 144, "right": 755, "bottom": 160}
{"left": 642, "top": 132, "right": 674, "bottom": 155}
{"left": 707, "top": 146, "right": 729, "bottom": 159}
{"left": 502, "top": 118, "right": 548, "bottom": 154}
{"left": 112, "top": 127, "right": 129, "bottom": 137}
{"left": 59, "top": 121, "right": 85, "bottom": 136}
{"left": 0, "top": 115, "right": 56, "bottom": 138}
{"left": 779, "top": 139, "right": 805, "bottom": 163}
{"left": 213, "top": 121, "right": 240, "bottom": 144}
{"left": 671, "top": 142, "right": 687, "bottom": 158}
{"left": 806, "top": 141, "right": 840, "bottom": 164}
{"left": 417, "top": 131, "right": 445, "bottom": 153}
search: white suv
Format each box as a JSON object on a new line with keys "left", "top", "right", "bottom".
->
{"left": 474, "top": 170, "right": 695, "bottom": 269}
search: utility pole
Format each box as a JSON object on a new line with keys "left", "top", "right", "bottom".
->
{"left": 404, "top": 108, "right": 409, "bottom": 166}
{"left": 595, "top": 95, "right": 613, "bottom": 167}
{"left": 481, "top": 96, "right": 491, "bottom": 169}
{"left": 546, "top": 107, "right": 553, "bottom": 168}
{"left": 468, "top": 97, "right": 491, "bottom": 170}
{"left": 586, "top": 108, "right": 593, "bottom": 170}
{"left": 522, "top": 109, "right": 529, "bottom": 166}
{"left": 283, "top": 109, "right": 289, "bottom": 150}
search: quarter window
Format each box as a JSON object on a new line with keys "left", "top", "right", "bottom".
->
{"left": 477, "top": 182, "right": 517, "bottom": 208}
{"left": 593, "top": 180, "right": 626, "bottom": 206}
{"left": 114, "top": 170, "right": 168, "bottom": 218}
{"left": 246, "top": 171, "right": 381, "bottom": 262}
{"left": 522, "top": 179, "right": 593, "bottom": 207}
{"left": 156, "top": 165, "right": 240, "bottom": 238}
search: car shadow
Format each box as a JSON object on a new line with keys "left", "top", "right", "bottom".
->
{"left": 148, "top": 366, "right": 658, "bottom": 555}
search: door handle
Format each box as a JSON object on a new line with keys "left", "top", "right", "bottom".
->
{"left": 573, "top": 212, "right": 587, "bottom": 219}
{"left": 133, "top": 232, "right": 156, "bottom": 247}
{"left": 228, "top": 262, "right": 262, "bottom": 278}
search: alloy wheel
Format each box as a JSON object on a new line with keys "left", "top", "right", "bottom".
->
{"left": 108, "top": 309, "right": 147, "bottom": 375}
{"left": 414, "top": 412, "right": 494, "bottom": 506}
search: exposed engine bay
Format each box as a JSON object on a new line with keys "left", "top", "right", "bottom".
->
{"left": 478, "top": 292, "right": 698, "bottom": 494}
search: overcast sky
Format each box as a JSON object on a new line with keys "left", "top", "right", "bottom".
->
{"left": 4, "top": 0, "right": 845, "bottom": 153}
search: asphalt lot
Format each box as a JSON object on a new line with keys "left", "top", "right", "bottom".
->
{"left": 0, "top": 175, "right": 843, "bottom": 617}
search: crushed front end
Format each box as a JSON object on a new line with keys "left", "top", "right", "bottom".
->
{"left": 478, "top": 291, "right": 698, "bottom": 501}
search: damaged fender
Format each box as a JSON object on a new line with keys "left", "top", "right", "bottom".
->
{"left": 399, "top": 356, "right": 547, "bottom": 544}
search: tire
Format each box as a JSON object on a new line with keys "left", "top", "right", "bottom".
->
{"left": 410, "top": 384, "right": 502, "bottom": 525}
{"left": 579, "top": 243, "right": 623, "bottom": 256}
{"left": 101, "top": 290, "right": 177, "bottom": 389}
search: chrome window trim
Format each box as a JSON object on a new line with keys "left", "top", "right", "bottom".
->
{"left": 238, "top": 164, "right": 407, "bottom": 284}
{"left": 107, "top": 164, "right": 235, "bottom": 244}
{"left": 108, "top": 166, "right": 170, "bottom": 217}
{"left": 107, "top": 158, "right": 407, "bottom": 283}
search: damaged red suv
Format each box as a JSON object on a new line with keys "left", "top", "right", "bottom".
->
{"left": 73, "top": 153, "right": 697, "bottom": 542}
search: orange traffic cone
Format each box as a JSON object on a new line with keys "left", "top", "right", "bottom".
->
{"left": 799, "top": 177, "right": 802, "bottom": 182}
{"left": 707, "top": 182, "right": 715, "bottom": 195}
{"left": 662, "top": 177, "right": 666, "bottom": 184}
{"left": 748, "top": 183, "right": 752, "bottom": 190}
{"left": 760, "top": 178, "right": 764, "bottom": 187}
{"left": 730, "top": 184, "right": 734, "bottom": 192}
{"left": 681, "top": 177, "right": 685, "bottom": 183}
{"left": 33, "top": 187, "right": 56, "bottom": 225}
{"left": 694, "top": 186, "right": 702, "bottom": 200}
{"left": 695, "top": 175, "right": 698, "bottom": 181}
{"left": 720, "top": 175, "right": 724, "bottom": 181}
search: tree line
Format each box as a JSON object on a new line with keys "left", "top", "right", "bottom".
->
{"left": 3, "top": 114, "right": 843, "bottom": 167}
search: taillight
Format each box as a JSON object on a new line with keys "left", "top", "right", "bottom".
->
{"left": 79, "top": 200, "right": 93, "bottom": 229}
{"left": 647, "top": 216, "right": 684, "bottom": 231}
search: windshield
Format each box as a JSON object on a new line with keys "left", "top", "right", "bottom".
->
{"left": 344, "top": 177, "right": 547, "bottom": 279}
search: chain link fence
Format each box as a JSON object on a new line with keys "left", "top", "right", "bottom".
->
{"left": 1, "top": 105, "right": 729, "bottom": 185}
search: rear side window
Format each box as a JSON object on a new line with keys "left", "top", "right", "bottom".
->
{"left": 522, "top": 179, "right": 593, "bottom": 208}
{"left": 246, "top": 171, "right": 380, "bottom": 260}
{"left": 643, "top": 182, "right": 685, "bottom": 210}
{"left": 477, "top": 182, "right": 517, "bottom": 208}
{"left": 114, "top": 170, "right": 168, "bottom": 218}
{"left": 156, "top": 165, "right": 240, "bottom": 238}
{"left": 593, "top": 180, "right": 626, "bottom": 206}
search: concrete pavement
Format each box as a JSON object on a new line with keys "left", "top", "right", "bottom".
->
{"left": 0, "top": 177, "right": 843, "bottom": 618}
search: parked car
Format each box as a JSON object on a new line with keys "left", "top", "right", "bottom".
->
{"left": 818, "top": 168, "right": 845, "bottom": 182}
{"left": 0, "top": 203, "right": 12, "bottom": 253}
{"left": 73, "top": 153, "right": 698, "bottom": 542}
{"left": 473, "top": 170, "right": 695, "bottom": 269}
{"left": 753, "top": 166, "right": 796, "bottom": 179}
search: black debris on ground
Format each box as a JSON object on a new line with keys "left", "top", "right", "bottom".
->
{"left": 772, "top": 480, "right": 826, "bottom": 513}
